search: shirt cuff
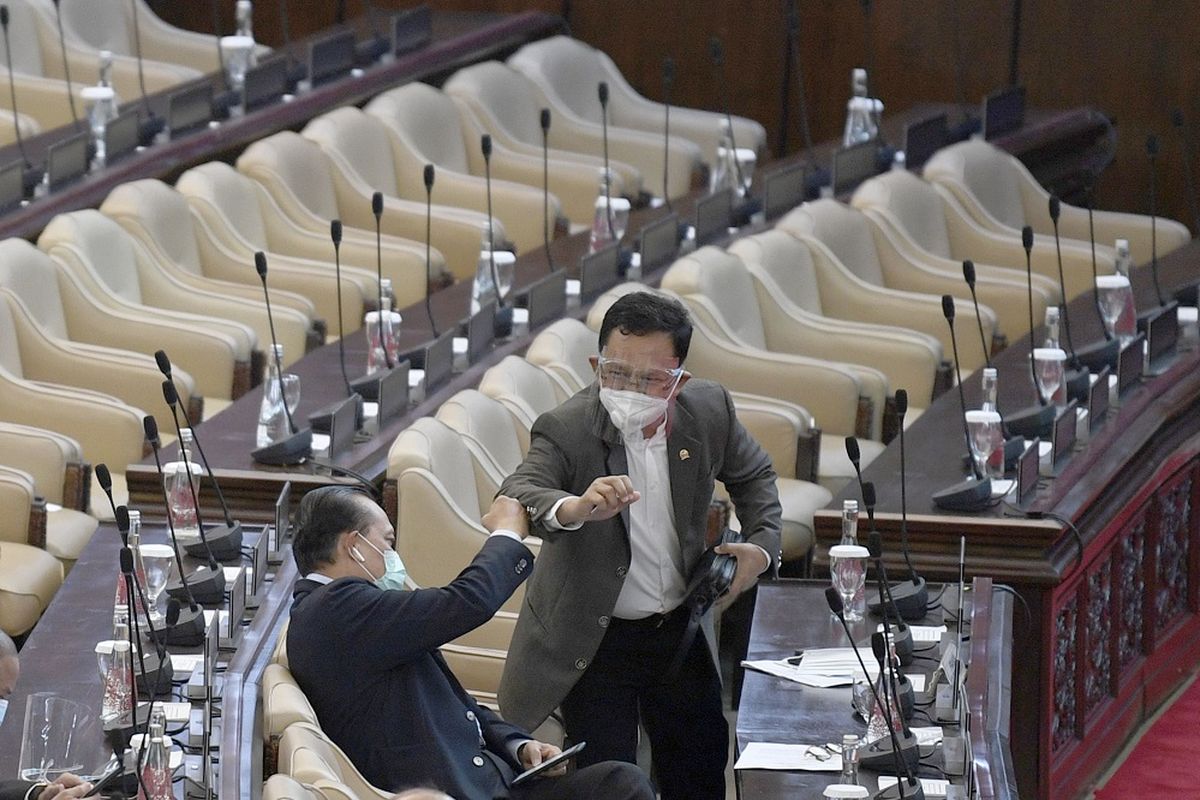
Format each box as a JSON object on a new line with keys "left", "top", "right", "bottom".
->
{"left": 545, "top": 497, "right": 585, "bottom": 531}
{"left": 749, "top": 543, "right": 772, "bottom": 574}
{"left": 509, "top": 738, "right": 535, "bottom": 764}
{"left": 489, "top": 529, "right": 523, "bottom": 543}
{"left": 24, "top": 784, "right": 45, "bottom": 800}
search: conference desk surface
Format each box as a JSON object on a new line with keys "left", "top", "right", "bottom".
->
{"left": 123, "top": 100, "right": 1115, "bottom": 521}
{"left": 736, "top": 578, "right": 1014, "bottom": 799}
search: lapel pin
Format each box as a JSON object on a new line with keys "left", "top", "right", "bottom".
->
{"left": 679, "top": 448, "right": 690, "bottom": 461}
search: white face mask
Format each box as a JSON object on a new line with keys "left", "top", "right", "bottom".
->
{"left": 0, "top": 698, "right": 8, "bottom": 725}
{"left": 599, "top": 388, "right": 669, "bottom": 437}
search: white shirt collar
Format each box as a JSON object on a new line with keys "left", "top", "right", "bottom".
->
{"left": 303, "top": 572, "right": 334, "bottom": 585}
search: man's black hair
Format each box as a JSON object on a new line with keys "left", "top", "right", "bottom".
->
{"left": 597, "top": 291, "right": 692, "bottom": 361}
{"left": 293, "top": 486, "right": 377, "bottom": 575}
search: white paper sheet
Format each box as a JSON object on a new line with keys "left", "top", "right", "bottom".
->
{"left": 734, "top": 742, "right": 843, "bottom": 772}
{"left": 877, "top": 776, "right": 949, "bottom": 796}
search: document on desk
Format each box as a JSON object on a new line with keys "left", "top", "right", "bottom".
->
{"left": 877, "top": 776, "right": 949, "bottom": 797}
{"left": 734, "top": 742, "right": 843, "bottom": 772}
{"left": 742, "top": 648, "right": 878, "bottom": 687}
{"left": 877, "top": 624, "right": 948, "bottom": 643}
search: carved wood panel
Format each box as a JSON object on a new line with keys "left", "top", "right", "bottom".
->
{"left": 1084, "top": 556, "right": 1113, "bottom": 719}
{"left": 1052, "top": 595, "right": 1078, "bottom": 753}
{"left": 1118, "top": 518, "right": 1146, "bottom": 674}
{"left": 1154, "top": 475, "right": 1193, "bottom": 637}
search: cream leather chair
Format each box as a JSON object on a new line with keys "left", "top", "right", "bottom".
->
{"left": 852, "top": 169, "right": 1074, "bottom": 300}
{"left": 261, "top": 775, "right": 323, "bottom": 800}
{"left": 100, "top": 179, "right": 365, "bottom": 336}
{"left": 0, "top": 423, "right": 96, "bottom": 569}
{"left": 508, "top": 42, "right": 702, "bottom": 200}
{"left": 277, "top": 722, "right": 392, "bottom": 800}
{"left": 178, "top": 161, "right": 439, "bottom": 313}
{"left": 40, "top": 208, "right": 310, "bottom": 375}
{"left": 924, "top": 138, "right": 1190, "bottom": 268}
{"left": 444, "top": 60, "right": 643, "bottom": 203}
{"left": 262, "top": 663, "right": 320, "bottom": 761}
{"left": 37, "top": 211, "right": 257, "bottom": 402}
{"left": 512, "top": 35, "right": 766, "bottom": 167}
{"left": 303, "top": 107, "right": 503, "bottom": 282}
{"left": 237, "top": 131, "right": 456, "bottom": 291}
{"left": 365, "top": 83, "right": 565, "bottom": 251}
{"left": 0, "top": 485, "right": 63, "bottom": 635}
{"left": 0, "top": 241, "right": 200, "bottom": 416}
{"left": 435, "top": 389, "right": 525, "bottom": 503}
{"left": 477, "top": 356, "right": 572, "bottom": 454}
{"left": 777, "top": 202, "right": 995, "bottom": 372}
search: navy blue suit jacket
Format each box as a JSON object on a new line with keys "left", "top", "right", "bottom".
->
{"left": 287, "top": 535, "right": 535, "bottom": 798}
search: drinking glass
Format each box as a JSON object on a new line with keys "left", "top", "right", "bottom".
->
{"left": 829, "top": 544, "right": 870, "bottom": 623}
{"left": 219, "top": 35, "right": 255, "bottom": 93}
{"left": 965, "top": 409, "right": 1004, "bottom": 479}
{"left": 1096, "top": 274, "right": 1134, "bottom": 345}
{"left": 282, "top": 373, "right": 300, "bottom": 416}
{"left": 19, "top": 694, "right": 104, "bottom": 782}
{"left": 138, "top": 544, "right": 175, "bottom": 625}
{"left": 1032, "top": 347, "right": 1067, "bottom": 408}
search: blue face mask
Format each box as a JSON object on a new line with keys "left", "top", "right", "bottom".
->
{"left": 353, "top": 533, "right": 408, "bottom": 591}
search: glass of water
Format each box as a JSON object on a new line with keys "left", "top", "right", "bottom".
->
{"left": 1032, "top": 347, "right": 1067, "bottom": 408}
{"left": 1096, "top": 274, "right": 1134, "bottom": 345}
{"left": 829, "top": 544, "right": 870, "bottom": 622}
{"left": 965, "top": 409, "right": 1003, "bottom": 479}
{"left": 138, "top": 544, "right": 175, "bottom": 625}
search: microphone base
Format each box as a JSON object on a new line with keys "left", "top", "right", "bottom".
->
{"left": 183, "top": 522, "right": 244, "bottom": 563}
{"left": 804, "top": 166, "right": 831, "bottom": 200}
{"left": 21, "top": 165, "right": 44, "bottom": 198}
{"left": 874, "top": 779, "right": 927, "bottom": 800}
{"left": 932, "top": 476, "right": 991, "bottom": 512}
{"left": 1174, "top": 280, "right": 1199, "bottom": 307}
{"left": 732, "top": 195, "right": 763, "bottom": 226}
{"left": 103, "top": 704, "right": 153, "bottom": 754}
{"left": 1064, "top": 366, "right": 1091, "bottom": 404}
{"left": 859, "top": 729, "right": 921, "bottom": 773}
{"left": 895, "top": 673, "right": 916, "bottom": 720}
{"left": 1003, "top": 403, "right": 1055, "bottom": 438}
{"left": 134, "top": 648, "right": 174, "bottom": 696}
{"left": 494, "top": 305, "right": 514, "bottom": 339}
{"left": 138, "top": 114, "right": 165, "bottom": 147}
{"left": 251, "top": 429, "right": 313, "bottom": 466}
{"left": 1075, "top": 336, "right": 1120, "bottom": 371}
{"left": 869, "top": 579, "right": 929, "bottom": 625}
{"left": 355, "top": 36, "right": 389, "bottom": 66}
{"left": 166, "top": 566, "right": 226, "bottom": 607}
{"left": 162, "top": 603, "right": 207, "bottom": 647}
{"left": 308, "top": 395, "right": 365, "bottom": 434}
{"left": 1003, "top": 436, "right": 1026, "bottom": 471}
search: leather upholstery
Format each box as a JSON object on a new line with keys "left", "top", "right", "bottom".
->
{"left": 277, "top": 722, "right": 392, "bottom": 800}
{"left": 0, "top": 537, "right": 63, "bottom": 636}
{"left": 0, "top": 422, "right": 82, "bottom": 507}
{"left": 261, "top": 774, "right": 322, "bottom": 800}
{"left": 435, "top": 389, "right": 526, "bottom": 510}
{"left": 477, "top": 356, "right": 572, "bottom": 453}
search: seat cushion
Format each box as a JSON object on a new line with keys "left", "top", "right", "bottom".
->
{"left": 724, "top": 477, "right": 830, "bottom": 564}
{"left": 818, "top": 437, "right": 886, "bottom": 495}
{"left": 46, "top": 506, "right": 98, "bottom": 566}
{"left": 0, "top": 541, "right": 63, "bottom": 636}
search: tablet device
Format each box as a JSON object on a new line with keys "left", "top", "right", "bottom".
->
{"left": 511, "top": 741, "right": 587, "bottom": 786}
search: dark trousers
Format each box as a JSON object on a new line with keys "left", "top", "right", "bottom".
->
{"left": 508, "top": 761, "right": 654, "bottom": 800}
{"left": 559, "top": 607, "right": 728, "bottom": 800}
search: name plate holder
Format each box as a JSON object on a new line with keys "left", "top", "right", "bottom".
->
{"left": 983, "top": 85, "right": 1026, "bottom": 141}
{"left": 694, "top": 189, "right": 733, "bottom": 246}
{"left": 392, "top": 5, "right": 432, "bottom": 55}
{"left": 46, "top": 132, "right": 89, "bottom": 191}
{"left": 419, "top": 330, "right": 455, "bottom": 394}
{"left": 267, "top": 480, "right": 291, "bottom": 565}
{"left": 580, "top": 243, "right": 621, "bottom": 303}
{"left": 522, "top": 269, "right": 568, "bottom": 330}
{"left": 1049, "top": 400, "right": 1078, "bottom": 475}
{"left": 1016, "top": 437, "right": 1040, "bottom": 506}
{"left": 762, "top": 164, "right": 805, "bottom": 220}
{"left": 831, "top": 139, "right": 878, "bottom": 196}
{"left": 219, "top": 567, "right": 247, "bottom": 651}
{"left": 377, "top": 360, "right": 410, "bottom": 426}
{"left": 167, "top": 83, "right": 214, "bottom": 139}
{"left": 245, "top": 529, "right": 268, "bottom": 611}
{"left": 0, "top": 160, "right": 23, "bottom": 212}
{"left": 1087, "top": 367, "right": 1110, "bottom": 434}
{"left": 1116, "top": 334, "right": 1146, "bottom": 397}
{"left": 466, "top": 300, "right": 497, "bottom": 366}
{"left": 325, "top": 395, "right": 359, "bottom": 457}
{"left": 639, "top": 212, "right": 680, "bottom": 272}
{"left": 1146, "top": 302, "right": 1180, "bottom": 373}
{"left": 244, "top": 57, "right": 289, "bottom": 111}
{"left": 308, "top": 29, "right": 357, "bottom": 87}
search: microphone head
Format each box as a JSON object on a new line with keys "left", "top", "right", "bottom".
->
{"left": 962, "top": 260, "right": 976, "bottom": 288}
{"left": 143, "top": 415, "right": 160, "bottom": 448}
{"left": 862, "top": 481, "right": 877, "bottom": 510}
{"left": 824, "top": 586, "right": 844, "bottom": 615}
{"left": 871, "top": 631, "right": 887, "bottom": 663}
{"left": 663, "top": 56, "right": 676, "bottom": 84}
{"left": 371, "top": 191, "right": 384, "bottom": 218}
{"left": 96, "top": 463, "right": 112, "bottom": 492}
{"left": 1049, "top": 195, "right": 1061, "bottom": 222}
{"left": 166, "top": 598, "right": 181, "bottom": 626}
{"left": 254, "top": 251, "right": 268, "bottom": 280}
{"left": 1022, "top": 225, "right": 1034, "bottom": 252}
{"left": 540, "top": 107, "right": 550, "bottom": 132}
{"left": 844, "top": 435, "right": 860, "bottom": 465}
{"left": 423, "top": 163, "right": 434, "bottom": 191}
{"left": 708, "top": 36, "right": 724, "bottom": 65}
{"left": 0, "top": 6, "right": 9, "bottom": 28}
{"left": 1173, "top": 108, "right": 1185, "bottom": 129}
{"left": 941, "top": 293, "right": 955, "bottom": 322}
{"left": 154, "top": 349, "right": 172, "bottom": 378}
{"left": 868, "top": 530, "right": 883, "bottom": 559}
{"left": 330, "top": 219, "right": 342, "bottom": 245}
{"left": 597, "top": 81, "right": 608, "bottom": 106}
{"left": 1147, "top": 134, "right": 1160, "bottom": 156}
{"left": 115, "top": 505, "right": 130, "bottom": 534}
{"left": 161, "top": 379, "right": 178, "bottom": 408}
{"left": 895, "top": 388, "right": 908, "bottom": 418}
{"left": 481, "top": 133, "right": 492, "bottom": 160}
{"left": 119, "top": 546, "right": 134, "bottom": 575}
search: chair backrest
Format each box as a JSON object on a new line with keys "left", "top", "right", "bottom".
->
{"left": 0, "top": 0, "right": 46, "bottom": 75}
{"left": 38, "top": 210, "right": 146, "bottom": 305}
{"left": 262, "top": 662, "right": 319, "bottom": 744}
{"left": 277, "top": 722, "right": 390, "bottom": 800}
{"left": 779, "top": 200, "right": 887, "bottom": 287}
{"left": 366, "top": 83, "right": 471, "bottom": 174}
{"left": 237, "top": 131, "right": 344, "bottom": 224}
{"left": 923, "top": 138, "right": 1027, "bottom": 230}
{"left": 387, "top": 416, "right": 482, "bottom": 517}
{"left": 0, "top": 293, "right": 27, "bottom": 377}
{"left": 443, "top": 60, "right": 549, "bottom": 146}
{"left": 852, "top": 169, "right": 955, "bottom": 259}
{"left": 100, "top": 179, "right": 206, "bottom": 275}
{"left": 508, "top": 36, "right": 604, "bottom": 123}
{"left": 262, "top": 774, "right": 322, "bottom": 800}
{"left": 302, "top": 107, "right": 400, "bottom": 197}
{"left": 435, "top": 389, "right": 524, "bottom": 503}
{"left": 176, "top": 162, "right": 271, "bottom": 249}
{"left": 477, "top": 356, "right": 570, "bottom": 450}
{"left": 525, "top": 318, "right": 596, "bottom": 391}
{"left": 58, "top": 0, "right": 132, "bottom": 57}
{"left": 0, "top": 238, "right": 70, "bottom": 339}
{"left": 727, "top": 230, "right": 826, "bottom": 315}
{"left": 661, "top": 246, "right": 768, "bottom": 350}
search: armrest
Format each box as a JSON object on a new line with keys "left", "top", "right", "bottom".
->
{"left": 728, "top": 392, "right": 810, "bottom": 481}
{"left": 417, "top": 165, "right": 559, "bottom": 256}
{"left": 546, "top": 115, "right": 699, "bottom": 201}
{"left": 1056, "top": 205, "right": 1191, "bottom": 266}
{"left": 0, "top": 423, "right": 86, "bottom": 509}
{"left": 0, "top": 465, "right": 42, "bottom": 547}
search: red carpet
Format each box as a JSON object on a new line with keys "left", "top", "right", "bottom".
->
{"left": 1095, "top": 675, "right": 1200, "bottom": 798}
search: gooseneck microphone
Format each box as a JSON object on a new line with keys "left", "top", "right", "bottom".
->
{"left": 371, "top": 191, "right": 393, "bottom": 370}
{"left": 161, "top": 381, "right": 241, "bottom": 563}
{"left": 540, "top": 108, "right": 555, "bottom": 271}
{"left": 890, "top": 391, "right": 928, "bottom": 620}
{"left": 116, "top": 519, "right": 172, "bottom": 698}
{"left": 869, "top": 631, "right": 924, "bottom": 799}
{"left": 932, "top": 295, "right": 991, "bottom": 511}
{"left": 1023, "top": 225, "right": 1044, "bottom": 403}
{"left": 861, "top": 488, "right": 917, "bottom": 653}
{"left": 707, "top": 36, "right": 746, "bottom": 192}
{"left": 1049, "top": 196, "right": 1117, "bottom": 374}
{"left": 661, "top": 57, "right": 674, "bottom": 210}
{"left": 50, "top": 0, "right": 81, "bottom": 132}
{"left": 308, "top": 221, "right": 368, "bottom": 429}
{"left": 144, "top": 415, "right": 225, "bottom": 614}
{"left": 481, "top": 135, "right": 514, "bottom": 337}
{"left": 1147, "top": 134, "right": 1166, "bottom": 308}
{"left": 276, "top": 0, "right": 308, "bottom": 88}
{"left": 1172, "top": 109, "right": 1200, "bottom": 237}
{"left": 422, "top": 164, "right": 440, "bottom": 335}
{"left": 1048, "top": 197, "right": 1078, "bottom": 360}
{"left": 127, "top": 0, "right": 164, "bottom": 144}
{"left": 0, "top": 5, "right": 43, "bottom": 194}
{"left": 844, "top": 435, "right": 865, "bottom": 498}
{"left": 962, "top": 261, "right": 991, "bottom": 369}
{"left": 251, "top": 252, "right": 313, "bottom": 465}
{"left": 1085, "top": 181, "right": 1111, "bottom": 337}
{"left": 95, "top": 462, "right": 120, "bottom": 519}
{"left": 332, "top": 221, "right": 351, "bottom": 395}
{"left": 598, "top": 81, "right": 616, "bottom": 240}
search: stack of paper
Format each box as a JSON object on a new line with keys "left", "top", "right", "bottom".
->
{"left": 742, "top": 648, "right": 879, "bottom": 688}
{"left": 734, "top": 742, "right": 843, "bottom": 772}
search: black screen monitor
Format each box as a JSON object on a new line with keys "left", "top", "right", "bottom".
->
{"left": 392, "top": 5, "right": 432, "bottom": 55}
{"left": 904, "top": 113, "right": 949, "bottom": 169}
{"left": 638, "top": 212, "right": 680, "bottom": 271}
{"left": 104, "top": 108, "right": 140, "bottom": 164}
{"left": 167, "top": 83, "right": 213, "bottom": 138}
{"left": 983, "top": 85, "right": 1025, "bottom": 140}
{"left": 831, "top": 139, "right": 877, "bottom": 196}
{"left": 244, "top": 57, "right": 289, "bottom": 111}
{"left": 309, "top": 30, "right": 357, "bottom": 86}
{"left": 46, "top": 132, "right": 89, "bottom": 191}
{"left": 694, "top": 188, "right": 733, "bottom": 246}
{"left": 0, "top": 160, "right": 22, "bottom": 212}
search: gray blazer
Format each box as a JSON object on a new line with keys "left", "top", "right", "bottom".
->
{"left": 497, "top": 379, "right": 782, "bottom": 731}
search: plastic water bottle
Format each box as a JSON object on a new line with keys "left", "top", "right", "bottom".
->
{"left": 839, "top": 733, "right": 860, "bottom": 785}
{"left": 710, "top": 119, "right": 739, "bottom": 195}
{"left": 588, "top": 169, "right": 630, "bottom": 253}
{"left": 235, "top": 0, "right": 257, "bottom": 59}
{"left": 140, "top": 714, "right": 172, "bottom": 800}
{"left": 1112, "top": 238, "right": 1138, "bottom": 342}
{"left": 471, "top": 241, "right": 497, "bottom": 315}
{"left": 164, "top": 429, "right": 201, "bottom": 544}
{"left": 101, "top": 630, "right": 133, "bottom": 724}
{"left": 257, "top": 344, "right": 288, "bottom": 447}
{"left": 843, "top": 68, "right": 878, "bottom": 147}
{"left": 839, "top": 500, "right": 866, "bottom": 619}
{"left": 980, "top": 368, "right": 1006, "bottom": 477}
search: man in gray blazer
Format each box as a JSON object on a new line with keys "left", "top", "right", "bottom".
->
{"left": 498, "top": 292, "right": 782, "bottom": 799}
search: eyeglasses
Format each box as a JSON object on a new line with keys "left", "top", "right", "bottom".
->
{"left": 596, "top": 356, "right": 683, "bottom": 395}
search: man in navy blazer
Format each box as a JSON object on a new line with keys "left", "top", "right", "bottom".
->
{"left": 286, "top": 486, "right": 652, "bottom": 800}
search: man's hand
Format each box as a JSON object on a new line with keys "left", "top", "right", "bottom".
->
{"left": 714, "top": 542, "right": 770, "bottom": 607}
{"left": 557, "top": 476, "right": 640, "bottom": 526}
{"left": 483, "top": 496, "right": 530, "bottom": 539}
{"left": 518, "top": 740, "right": 567, "bottom": 778}
{"left": 38, "top": 773, "right": 93, "bottom": 799}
